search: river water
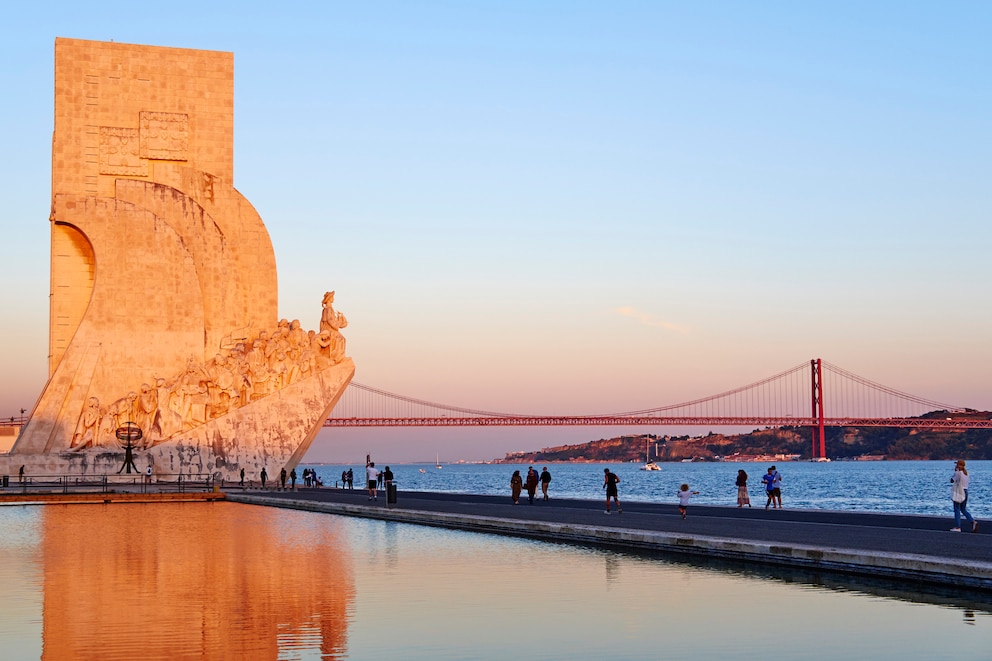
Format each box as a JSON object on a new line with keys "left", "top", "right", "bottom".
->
{"left": 304, "top": 460, "right": 990, "bottom": 519}
{"left": 2, "top": 461, "right": 990, "bottom": 659}
{"left": 1, "top": 501, "right": 990, "bottom": 660}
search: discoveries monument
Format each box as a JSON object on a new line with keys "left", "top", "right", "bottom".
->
{"left": 1, "top": 38, "right": 354, "bottom": 481}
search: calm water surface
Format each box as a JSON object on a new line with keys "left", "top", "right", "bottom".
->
{"left": 1, "top": 501, "right": 989, "bottom": 660}
{"left": 305, "top": 460, "right": 990, "bottom": 518}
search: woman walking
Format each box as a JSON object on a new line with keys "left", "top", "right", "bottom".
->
{"left": 510, "top": 470, "right": 523, "bottom": 505}
{"left": 950, "top": 460, "right": 978, "bottom": 532}
{"left": 736, "top": 469, "right": 751, "bottom": 508}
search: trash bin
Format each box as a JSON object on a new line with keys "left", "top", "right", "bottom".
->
{"left": 387, "top": 482, "right": 397, "bottom": 504}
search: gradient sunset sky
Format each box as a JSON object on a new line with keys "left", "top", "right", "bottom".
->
{"left": 1, "top": 2, "right": 989, "bottom": 462}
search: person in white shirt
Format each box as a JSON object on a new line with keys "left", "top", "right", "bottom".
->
{"left": 366, "top": 462, "right": 380, "bottom": 501}
{"left": 950, "top": 459, "right": 977, "bottom": 532}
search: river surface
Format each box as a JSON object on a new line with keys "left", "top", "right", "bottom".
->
{"left": 303, "top": 460, "right": 990, "bottom": 519}
{"left": 1, "top": 501, "right": 990, "bottom": 660}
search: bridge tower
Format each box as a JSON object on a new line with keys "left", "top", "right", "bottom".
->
{"left": 811, "top": 358, "right": 826, "bottom": 458}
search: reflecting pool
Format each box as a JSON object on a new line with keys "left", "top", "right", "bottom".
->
{"left": 1, "top": 502, "right": 990, "bottom": 660}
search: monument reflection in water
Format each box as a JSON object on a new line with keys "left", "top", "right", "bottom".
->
{"left": 2, "top": 503, "right": 990, "bottom": 660}
{"left": 38, "top": 503, "right": 354, "bottom": 659}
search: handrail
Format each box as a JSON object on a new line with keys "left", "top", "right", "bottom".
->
{"left": 0, "top": 473, "right": 217, "bottom": 495}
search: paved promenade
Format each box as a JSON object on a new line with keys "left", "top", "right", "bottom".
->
{"left": 228, "top": 486, "right": 992, "bottom": 591}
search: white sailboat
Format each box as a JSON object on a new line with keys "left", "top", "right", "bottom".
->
{"left": 436, "top": 452, "right": 442, "bottom": 469}
{"left": 640, "top": 439, "right": 660, "bottom": 471}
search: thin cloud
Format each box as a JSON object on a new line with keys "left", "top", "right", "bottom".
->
{"left": 615, "top": 307, "right": 690, "bottom": 334}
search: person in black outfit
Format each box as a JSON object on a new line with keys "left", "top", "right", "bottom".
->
{"left": 540, "top": 467, "right": 552, "bottom": 501}
{"left": 603, "top": 468, "right": 622, "bottom": 514}
{"left": 260, "top": 467, "right": 268, "bottom": 490}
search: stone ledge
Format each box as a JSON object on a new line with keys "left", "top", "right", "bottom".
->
{"left": 227, "top": 494, "right": 992, "bottom": 592}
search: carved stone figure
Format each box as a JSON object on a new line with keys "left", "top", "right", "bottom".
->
{"left": 154, "top": 377, "right": 184, "bottom": 440}
{"left": 320, "top": 291, "right": 348, "bottom": 364}
{"left": 102, "top": 392, "right": 138, "bottom": 439}
{"left": 70, "top": 397, "right": 102, "bottom": 450}
{"left": 134, "top": 383, "right": 161, "bottom": 446}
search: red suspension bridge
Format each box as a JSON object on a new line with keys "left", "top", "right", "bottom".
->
{"left": 3, "top": 359, "right": 989, "bottom": 459}
{"left": 325, "top": 359, "right": 991, "bottom": 459}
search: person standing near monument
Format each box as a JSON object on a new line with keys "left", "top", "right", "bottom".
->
{"left": 366, "top": 462, "right": 380, "bottom": 500}
{"left": 240, "top": 467, "right": 245, "bottom": 487}
{"left": 145, "top": 464, "right": 153, "bottom": 485}
{"left": 347, "top": 468, "right": 354, "bottom": 489}
{"left": 290, "top": 468, "right": 297, "bottom": 490}
{"left": 260, "top": 467, "right": 268, "bottom": 490}
{"left": 540, "top": 466, "right": 552, "bottom": 501}
{"left": 603, "top": 468, "right": 622, "bottom": 514}
{"left": 279, "top": 467, "right": 287, "bottom": 491}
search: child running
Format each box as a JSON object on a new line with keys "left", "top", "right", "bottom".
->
{"left": 676, "top": 484, "right": 700, "bottom": 519}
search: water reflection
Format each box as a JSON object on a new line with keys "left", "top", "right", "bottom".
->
{"left": 39, "top": 503, "right": 354, "bottom": 660}
{"left": 1, "top": 503, "right": 990, "bottom": 660}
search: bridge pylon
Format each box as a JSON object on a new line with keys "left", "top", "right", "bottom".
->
{"left": 811, "top": 358, "right": 826, "bottom": 459}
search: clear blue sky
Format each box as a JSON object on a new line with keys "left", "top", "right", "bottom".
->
{"left": 2, "top": 2, "right": 990, "bottom": 462}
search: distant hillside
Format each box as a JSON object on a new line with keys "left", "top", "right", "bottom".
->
{"left": 495, "top": 411, "right": 992, "bottom": 463}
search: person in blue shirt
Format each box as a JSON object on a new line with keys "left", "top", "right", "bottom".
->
{"left": 762, "top": 466, "right": 782, "bottom": 509}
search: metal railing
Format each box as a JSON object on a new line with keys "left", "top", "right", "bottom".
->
{"left": 0, "top": 473, "right": 216, "bottom": 495}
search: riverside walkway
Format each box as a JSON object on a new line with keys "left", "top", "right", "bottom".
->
{"left": 228, "top": 486, "right": 992, "bottom": 591}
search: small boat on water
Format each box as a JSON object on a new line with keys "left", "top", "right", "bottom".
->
{"left": 418, "top": 468, "right": 426, "bottom": 474}
{"left": 436, "top": 452, "right": 442, "bottom": 469}
{"left": 639, "top": 439, "right": 660, "bottom": 471}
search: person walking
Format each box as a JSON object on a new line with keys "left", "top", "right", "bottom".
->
{"left": 239, "top": 467, "right": 245, "bottom": 487}
{"left": 290, "top": 468, "right": 297, "bottom": 490}
{"left": 366, "top": 461, "right": 380, "bottom": 500}
{"left": 525, "top": 466, "right": 539, "bottom": 504}
{"left": 260, "top": 467, "right": 268, "bottom": 490}
{"left": 950, "top": 459, "right": 978, "bottom": 532}
{"left": 772, "top": 466, "right": 783, "bottom": 508}
{"left": 540, "top": 466, "right": 552, "bottom": 501}
{"left": 676, "top": 484, "right": 700, "bottom": 519}
{"left": 762, "top": 465, "right": 782, "bottom": 509}
{"left": 510, "top": 470, "right": 523, "bottom": 504}
{"left": 279, "top": 467, "right": 287, "bottom": 491}
{"left": 603, "top": 468, "right": 622, "bottom": 514}
{"left": 736, "top": 469, "right": 751, "bottom": 508}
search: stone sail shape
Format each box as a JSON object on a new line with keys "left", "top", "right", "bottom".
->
{"left": 4, "top": 38, "right": 354, "bottom": 480}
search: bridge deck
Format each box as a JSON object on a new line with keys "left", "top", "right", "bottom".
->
{"left": 227, "top": 487, "right": 992, "bottom": 592}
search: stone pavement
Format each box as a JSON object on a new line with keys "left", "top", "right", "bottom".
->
{"left": 227, "top": 486, "right": 992, "bottom": 591}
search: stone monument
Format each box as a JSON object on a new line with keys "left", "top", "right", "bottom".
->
{"left": 1, "top": 38, "right": 354, "bottom": 481}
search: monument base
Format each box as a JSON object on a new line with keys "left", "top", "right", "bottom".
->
{"left": 0, "top": 359, "right": 353, "bottom": 483}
